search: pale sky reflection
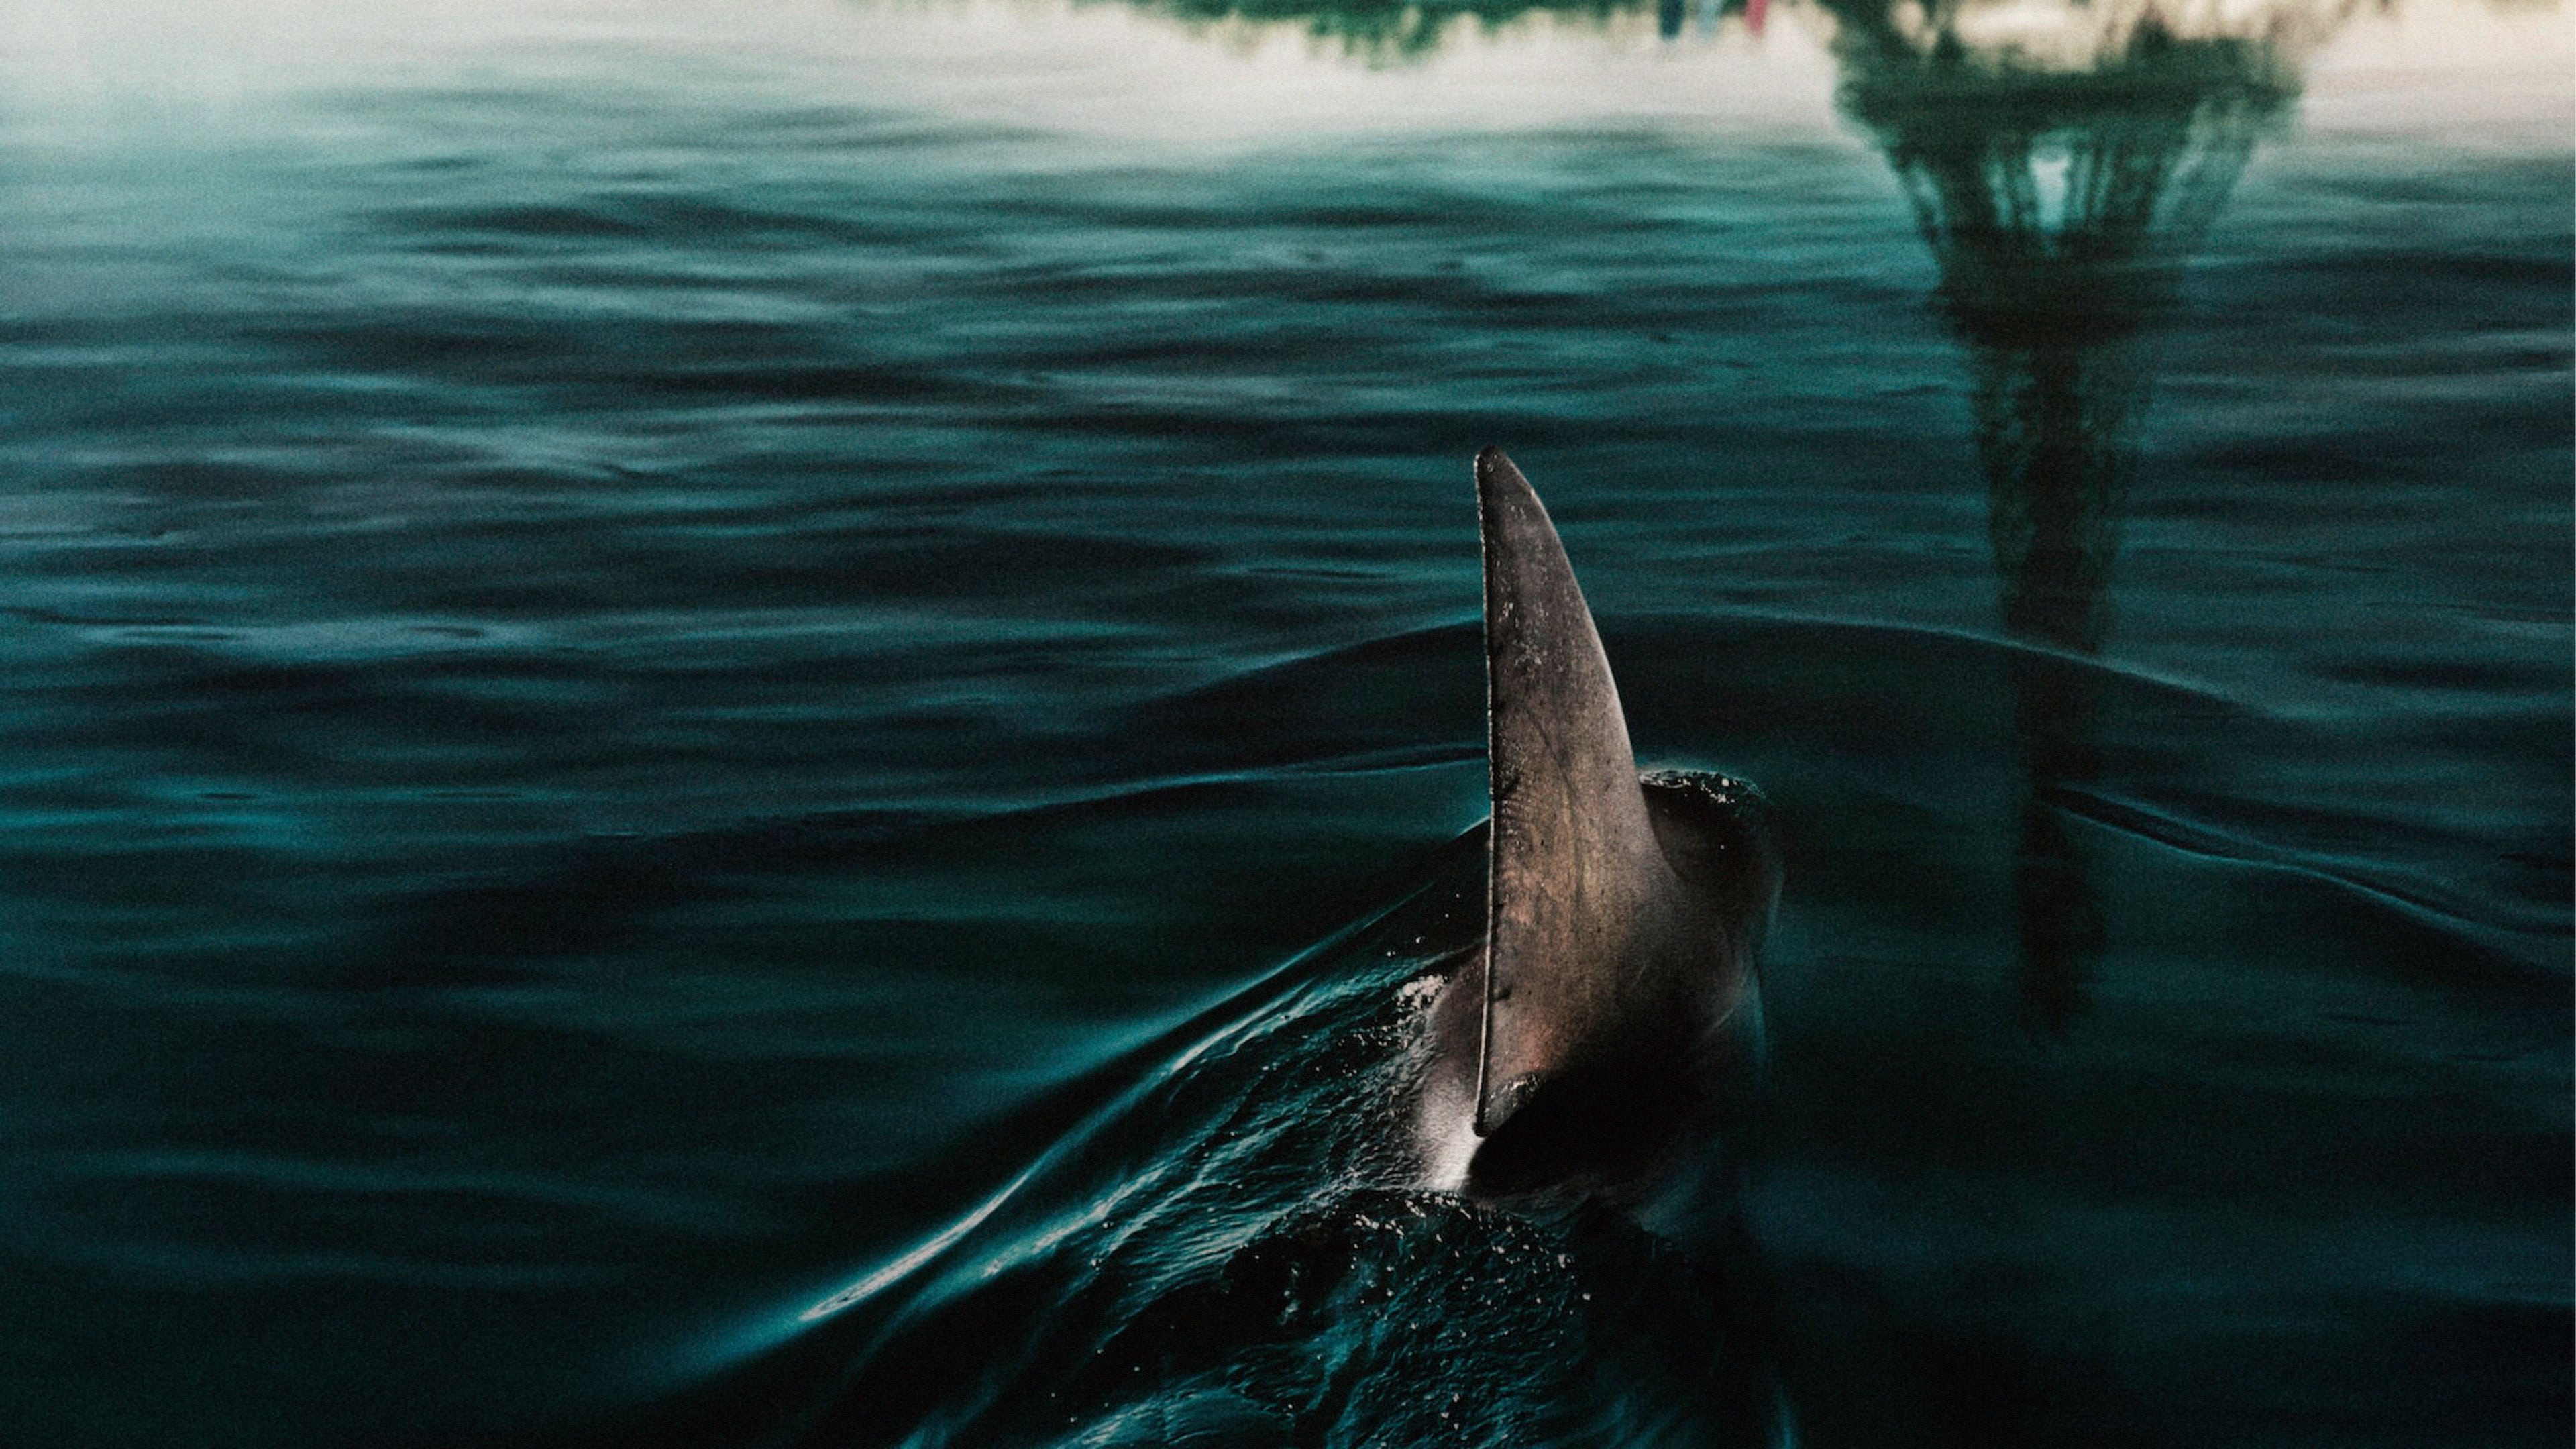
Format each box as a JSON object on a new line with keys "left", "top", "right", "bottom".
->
{"left": 0, "top": 0, "right": 2563, "bottom": 153}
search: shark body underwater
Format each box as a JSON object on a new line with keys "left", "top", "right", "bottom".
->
{"left": 739, "top": 447, "right": 1790, "bottom": 1449}
{"left": 1415, "top": 446, "right": 1780, "bottom": 1212}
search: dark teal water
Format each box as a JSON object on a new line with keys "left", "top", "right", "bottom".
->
{"left": 0, "top": 1, "right": 2568, "bottom": 1444}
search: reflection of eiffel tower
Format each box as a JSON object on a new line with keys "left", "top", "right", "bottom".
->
{"left": 1819, "top": 0, "right": 2347, "bottom": 1029}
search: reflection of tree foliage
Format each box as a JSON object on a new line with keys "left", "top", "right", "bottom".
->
{"left": 1104, "top": 0, "right": 1637, "bottom": 59}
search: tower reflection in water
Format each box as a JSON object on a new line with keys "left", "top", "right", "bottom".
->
{"left": 1814, "top": 0, "right": 2355, "bottom": 1030}
{"left": 1100, "top": 0, "right": 2363, "bottom": 1026}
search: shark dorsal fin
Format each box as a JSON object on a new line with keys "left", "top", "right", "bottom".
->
{"left": 1474, "top": 447, "right": 1674, "bottom": 1138}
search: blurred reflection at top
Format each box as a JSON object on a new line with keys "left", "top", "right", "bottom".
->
{"left": 1811, "top": 0, "right": 2359, "bottom": 1028}
{"left": 1126, "top": 0, "right": 1630, "bottom": 59}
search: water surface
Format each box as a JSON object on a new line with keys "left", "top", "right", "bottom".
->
{"left": 0, "top": 0, "right": 2567, "bottom": 1444}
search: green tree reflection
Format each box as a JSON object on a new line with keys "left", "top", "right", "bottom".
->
{"left": 1111, "top": 0, "right": 1637, "bottom": 58}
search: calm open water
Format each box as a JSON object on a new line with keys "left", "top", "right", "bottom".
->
{"left": 0, "top": 0, "right": 2568, "bottom": 1444}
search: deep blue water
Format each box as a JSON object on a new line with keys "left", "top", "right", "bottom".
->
{"left": 0, "top": 0, "right": 2569, "bottom": 1444}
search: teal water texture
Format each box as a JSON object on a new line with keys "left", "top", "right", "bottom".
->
{"left": 0, "top": 0, "right": 2567, "bottom": 1444}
